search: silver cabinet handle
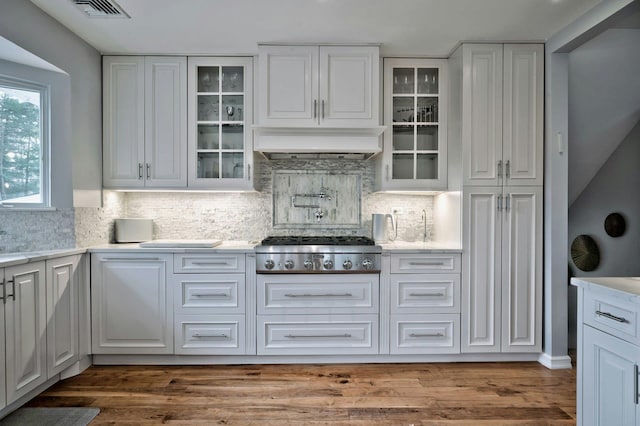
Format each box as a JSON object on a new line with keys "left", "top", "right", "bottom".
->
{"left": 191, "top": 262, "right": 229, "bottom": 266}
{"left": 409, "top": 292, "right": 445, "bottom": 297}
{"left": 497, "top": 160, "right": 503, "bottom": 178}
{"left": 192, "top": 333, "right": 228, "bottom": 338}
{"left": 247, "top": 164, "right": 251, "bottom": 180}
{"left": 138, "top": 163, "right": 143, "bottom": 179}
{"left": 634, "top": 364, "right": 639, "bottom": 405}
{"left": 313, "top": 99, "right": 317, "bottom": 119}
{"left": 321, "top": 100, "right": 325, "bottom": 119}
{"left": 103, "top": 257, "right": 161, "bottom": 261}
{"left": 192, "top": 293, "right": 229, "bottom": 298}
{"left": 0, "top": 278, "right": 6, "bottom": 304}
{"left": 408, "top": 262, "right": 445, "bottom": 266}
{"left": 505, "top": 194, "right": 511, "bottom": 211}
{"left": 595, "top": 310, "right": 629, "bottom": 323}
{"left": 146, "top": 163, "right": 151, "bottom": 179}
{"left": 409, "top": 333, "right": 444, "bottom": 338}
{"left": 505, "top": 160, "right": 510, "bottom": 178}
{"left": 285, "top": 333, "right": 352, "bottom": 339}
{"left": 284, "top": 293, "right": 353, "bottom": 298}
{"left": 497, "top": 195, "right": 503, "bottom": 211}
{"left": 6, "top": 278, "right": 15, "bottom": 301}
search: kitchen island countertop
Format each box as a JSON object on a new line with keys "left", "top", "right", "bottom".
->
{"left": 571, "top": 276, "right": 640, "bottom": 299}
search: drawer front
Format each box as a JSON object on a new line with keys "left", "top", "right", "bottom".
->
{"left": 175, "top": 315, "right": 245, "bottom": 355}
{"left": 174, "top": 253, "right": 245, "bottom": 273}
{"left": 257, "top": 275, "right": 379, "bottom": 315}
{"left": 584, "top": 291, "right": 639, "bottom": 345}
{"left": 174, "top": 274, "right": 245, "bottom": 314}
{"left": 390, "top": 254, "right": 461, "bottom": 274}
{"left": 391, "top": 274, "right": 460, "bottom": 314}
{"left": 257, "top": 315, "right": 378, "bottom": 355}
{"left": 390, "top": 314, "right": 460, "bottom": 354}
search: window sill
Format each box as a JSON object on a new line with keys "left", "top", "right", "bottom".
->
{"left": 0, "top": 206, "right": 57, "bottom": 212}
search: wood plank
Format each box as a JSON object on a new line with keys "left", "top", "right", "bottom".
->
{"left": 27, "top": 362, "right": 576, "bottom": 424}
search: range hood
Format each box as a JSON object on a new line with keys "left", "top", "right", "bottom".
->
{"left": 253, "top": 126, "right": 386, "bottom": 160}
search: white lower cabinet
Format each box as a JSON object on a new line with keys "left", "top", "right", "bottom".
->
{"left": 257, "top": 274, "right": 379, "bottom": 355}
{"left": 3, "top": 262, "right": 47, "bottom": 405}
{"left": 388, "top": 254, "right": 461, "bottom": 355}
{"left": 91, "top": 253, "right": 173, "bottom": 354}
{"left": 172, "top": 254, "right": 248, "bottom": 355}
{"left": 45, "top": 255, "right": 80, "bottom": 379}
{"left": 574, "top": 279, "right": 640, "bottom": 426}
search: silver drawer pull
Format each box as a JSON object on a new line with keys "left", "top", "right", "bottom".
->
{"left": 409, "top": 292, "right": 445, "bottom": 297}
{"left": 409, "top": 332, "right": 445, "bottom": 338}
{"left": 103, "top": 257, "right": 161, "bottom": 261}
{"left": 191, "top": 261, "right": 230, "bottom": 266}
{"left": 284, "top": 293, "right": 353, "bottom": 298}
{"left": 595, "top": 310, "right": 629, "bottom": 323}
{"left": 408, "top": 262, "right": 445, "bottom": 266}
{"left": 193, "top": 293, "right": 229, "bottom": 298}
{"left": 192, "top": 333, "right": 227, "bottom": 338}
{"left": 285, "top": 333, "right": 352, "bottom": 339}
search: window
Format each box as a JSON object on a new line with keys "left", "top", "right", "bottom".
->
{"left": 0, "top": 76, "right": 49, "bottom": 207}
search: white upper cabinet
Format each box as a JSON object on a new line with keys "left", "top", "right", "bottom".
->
{"left": 258, "top": 44, "right": 379, "bottom": 127}
{"left": 460, "top": 44, "right": 543, "bottom": 186}
{"left": 187, "top": 57, "right": 254, "bottom": 190}
{"left": 378, "top": 58, "right": 448, "bottom": 191}
{"left": 103, "top": 56, "right": 187, "bottom": 188}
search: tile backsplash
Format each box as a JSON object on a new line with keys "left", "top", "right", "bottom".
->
{"left": 73, "top": 157, "right": 437, "bottom": 246}
{"left": 0, "top": 208, "right": 75, "bottom": 253}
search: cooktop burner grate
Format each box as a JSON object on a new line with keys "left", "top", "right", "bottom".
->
{"left": 261, "top": 236, "right": 375, "bottom": 246}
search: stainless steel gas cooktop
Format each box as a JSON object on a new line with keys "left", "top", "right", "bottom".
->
{"left": 255, "top": 236, "right": 381, "bottom": 273}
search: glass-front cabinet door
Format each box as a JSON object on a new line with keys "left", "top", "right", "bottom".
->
{"left": 380, "top": 58, "right": 447, "bottom": 190}
{"left": 188, "top": 57, "right": 254, "bottom": 189}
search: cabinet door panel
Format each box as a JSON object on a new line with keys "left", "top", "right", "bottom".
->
{"left": 5, "top": 262, "right": 46, "bottom": 404}
{"left": 46, "top": 255, "right": 80, "bottom": 378}
{"left": 91, "top": 254, "right": 173, "bottom": 354}
{"left": 462, "top": 45, "right": 503, "bottom": 186}
{"left": 501, "top": 187, "right": 542, "bottom": 352}
{"left": 320, "top": 46, "right": 378, "bottom": 125}
{"left": 259, "top": 45, "right": 318, "bottom": 125}
{"left": 103, "top": 57, "right": 145, "bottom": 187}
{"left": 503, "top": 45, "right": 543, "bottom": 186}
{"left": 145, "top": 57, "right": 187, "bottom": 187}
{"left": 462, "top": 188, "right": 501, "bottom": 353}
{"left": 583, "top": 326, "right": 639, "bottom": 426}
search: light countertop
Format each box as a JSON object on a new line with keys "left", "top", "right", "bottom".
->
{"left": 571, "top": 276, "right": 640, "bottom": 299}
{"left": 89, "top": 240, "right": 258, "bottom": 253}
{"left": 378, "top": 241, "right": 462, "bottom": 253}
{"left": 0, "top": 248, "right": 87, "bottom": 268}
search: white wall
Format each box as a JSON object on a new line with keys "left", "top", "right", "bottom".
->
{"left": 0, "top": 0, "right": 102, "bottom": 208}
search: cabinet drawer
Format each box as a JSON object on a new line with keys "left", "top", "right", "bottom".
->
{"left": 584, "top": 291, "right": 639, "bottom": 345}
{"left": 175, "top": 315, "right": 245, "bottom": 355}
{"left": 174, "top": 253, "right": 245, "bottom": 273}
{"left": 257, "top": 275, "right": 378, "bottom": 315}
{"left": 257, "top": 315, "right": 378, "bottom": 355}
{"left": 173, "top": 274, "right": 245, "bottom": 314}
{"left": 390, "top": 314, "right": 460, "bottom": 354}
{"left": 390, "top": 254, "right": 461, "bottom": 274}
{"left": 391, "top": 274, "right": 460, "bottom": 314}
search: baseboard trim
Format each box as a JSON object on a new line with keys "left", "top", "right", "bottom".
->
{"left": 538, "top": 352, "right": 573, "bottom": 369}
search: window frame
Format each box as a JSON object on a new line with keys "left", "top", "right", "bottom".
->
{"left": 0, "top": 74, "right": 51, "bottom": 208}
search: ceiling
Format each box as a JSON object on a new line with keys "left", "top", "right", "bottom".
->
{"left": 30, "top": 0, "right": 600, "bottom": 56}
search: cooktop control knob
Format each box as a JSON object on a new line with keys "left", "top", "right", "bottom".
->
{"left": 264, "top": 259, "right": 275, "bottom": 270}
{"left": 303, "top": 259, "right": 313, "bottom": 270}
{"left": 361, "top": 258, "right": 373, "bottom": 270}
{"left": 284, "top": 259, "right": 295, "bottom": 270}
{"left": 323, "top": 259, "right": 334, "bottom": 270}
{"left": 343, "top": 259, "right": 353, "bottom": 270}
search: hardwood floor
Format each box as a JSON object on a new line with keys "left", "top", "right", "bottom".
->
{"left": 28, "top": 362, "right": 576, "bottom": 425}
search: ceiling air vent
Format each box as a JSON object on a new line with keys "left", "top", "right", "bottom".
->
{"left": 72, "top": 0, "right": 130, "bottom": 18}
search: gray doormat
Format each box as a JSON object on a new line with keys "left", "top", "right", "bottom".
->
{"left": 0, "top": 407, "right": 100, "bottom": 425}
